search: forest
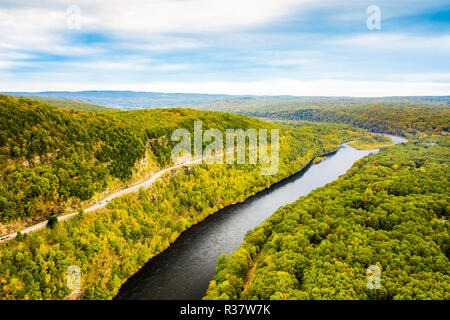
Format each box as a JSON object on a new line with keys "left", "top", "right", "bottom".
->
{"left": 0, "top": 95, "right": 383, "bottom": 229}
{"left": 1, "top": 94, "right": 448, "bottom": 300}
{"left": 241, "top": 103, "right": 449, "bottom": 138}
{"left": 0, "top": 95, "right": 150, "bottom": 227}
{"left": 14, "top": 96, "right": 116, "bottom": 112}
{"left": 348, "top": 134, "right": 393, "bottom": 150}
{"left": 204, "top": 136, "right": 449, "bottom": 300}
{"left": 0, "top": 94, "right": 383, "bottom": 299}
{"left": 0, "top": 95, "right": 278, "bottom": 228}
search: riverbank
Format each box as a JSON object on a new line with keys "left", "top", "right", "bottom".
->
{"left": 116, "top": 136, "right": 396, "bottom": 299}
{"left": 114, "top": 143, "right": 346, "bottom": 299}
{"left": 204, "top": 136, "right": 447, "bottom": 300}
{"left": 1, "top": 124, "right": 361, "bottom": 300}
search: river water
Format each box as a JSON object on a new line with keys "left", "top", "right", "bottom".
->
{"left": 116, "top": 134, "right": 406, "bottom": 300}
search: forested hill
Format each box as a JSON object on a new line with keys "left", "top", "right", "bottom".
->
{"left": 0, "top": 95, "right": 143, "bottom": 225}
{"left": 242, "top": 103, "right": 450, "bottom": 138}
{"left": 0, "top": 104, "right": 381, "bottom": 299}
{"left": 0, "top": 94, "right": 274, "bottom": 227}
{"left": 12, "top": 96, "right": 115, "bottom": 112}
{"left": 205, "top": 136, "right": 450, "bottom": 300}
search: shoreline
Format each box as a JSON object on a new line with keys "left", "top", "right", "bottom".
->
{"left": 115, "top": 133, "right": 407, "bottom": 300}
{"left": 114, "top": 143, "right": 347, "bottom": 299}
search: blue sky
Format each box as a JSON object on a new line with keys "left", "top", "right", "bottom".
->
{"left": 0, "top": 0, "right": 449, "bottom": 96}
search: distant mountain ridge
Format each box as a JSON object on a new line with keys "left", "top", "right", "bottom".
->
{"left": 3, "top": 91, "right": 248, "bottom": 110}
{"left": 2, "top": 91, "right": 449, "bottom": 110}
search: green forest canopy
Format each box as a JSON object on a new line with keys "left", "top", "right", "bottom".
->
{"left": 1, "top": 93, "right": 448, "bottom": 300}
{"left": 0, "top": 113, "right": 369, "bottom": 299}
{"left": 205, "top": 136, "right": 450, "bottom": 300}
{"left": 0, "top": 95, "right": 278, "bottom": 224}
{"left": 0, "top": 94, "right": 377, "bottom": 226}
{"left": 241, "top": 103, "right": 450, "bottom": 138}
{"left": 12, "top": 96, "right": 115, "bottom": 112}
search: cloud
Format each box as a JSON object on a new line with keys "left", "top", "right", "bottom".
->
{"left": 333, "top": 33, "right": 450, "bottom": 52}
{"left": 0, "top": 0, "right": 309, "bottom": 69}
{"left": 123, "top": 37, "right": 207, "bottom": 52}
{"left": 0, "top": 0, "right": 309, "bottom": 40}
{"left": 0, "top": 1, "right": 449, "bottom": 95}
{"left": 0, "top": 6, "right": 100, "bottom": 55}
{"left": 0, "top": 8, "right": 63, "bottom": 51}
{"left": 68, "top": 60, "right": 190, "bottom": 72}
{"left": 79, "top": 0, "right": 308, "bottom": 34}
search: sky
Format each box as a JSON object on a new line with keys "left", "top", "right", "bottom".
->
{"left": 0, "top": 0, "right": 449, "bottom": 96}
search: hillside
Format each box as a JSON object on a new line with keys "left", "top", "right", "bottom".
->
{"left": 205, "top": 136, "right": 450, "bottom": 300}
{"left": 0, "top": 95, "right": 386, "bottom": 299}
{"left": 0, "top": 95, "right": 276, "bottom": 231}
{"left": 12, "top": 96, "right": 115, "bottom": 112}
{"left": 0, "top": 94, "right": 427, "bottom": 300}
{"left": 1, "top": 95, "right": 381, "bottom": 231}
{"left": 0, "top": 95, "right": 144, "bottom": 228}
{"left": 242, "top": 103, "right": 450, "bottom": 138}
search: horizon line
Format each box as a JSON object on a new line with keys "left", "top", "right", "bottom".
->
{"left": 2, "top": 90, "right": 449, "bottom": 99}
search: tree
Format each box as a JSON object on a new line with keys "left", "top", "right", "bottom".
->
{"left": 47, "top": 215, "right": 58, "bottom": 228}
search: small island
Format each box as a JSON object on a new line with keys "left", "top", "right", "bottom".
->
{"left": 349, "top": 134, "right": 393, "bottom": 150}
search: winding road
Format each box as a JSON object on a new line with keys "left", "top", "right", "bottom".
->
{"left": 0, "top": 156, "right": 205, "bottom": 243}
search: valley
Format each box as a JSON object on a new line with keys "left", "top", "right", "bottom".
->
{"left": 0, "top": 94, "right": 448, "bottom": 301}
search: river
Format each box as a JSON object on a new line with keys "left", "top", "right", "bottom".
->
{"left": 115, "top": 134, "right": 406, "bottom": 300}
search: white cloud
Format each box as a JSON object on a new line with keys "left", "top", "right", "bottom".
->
{"left": 80, "top": 0, "right": 308, "bottom": 34}
{"left": 123, "top": 37, "right": 207, "bottom": 52}
{"left": 333, "top": 33, "right": 450, "bottom": 52}
{"left": 0, "top": 0, "right": 308, "bottom": 43}
{"left": 0, "top": 6, "right": 100, "bottom": 55}
{"left": 1, "top": 1, "right": 449, "bottom": 96}
{"left": 68, "top": 60, "right": 189, "bottom": 72}
{"left": 0, "top": 0, "right": 309, "bottom": 69}
{"left": 0, "top": 8, "right": 62, "bottom": 51}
